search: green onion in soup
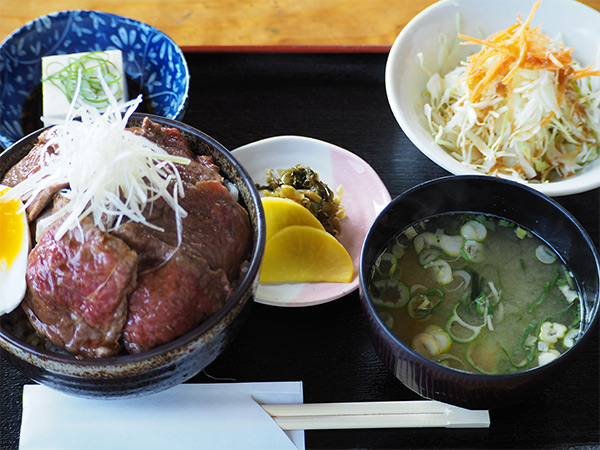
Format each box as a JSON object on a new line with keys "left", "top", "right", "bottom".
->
{"left": 368, "top": 213, "right": 582, "bottom": 375}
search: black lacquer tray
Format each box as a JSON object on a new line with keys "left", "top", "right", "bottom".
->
{"left": 2, "top": 52, "right": 598, "bottom": 449}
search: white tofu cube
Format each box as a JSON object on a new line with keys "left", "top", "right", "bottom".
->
{"left": 42, "top": 50, "right": 128, "bottom": 126}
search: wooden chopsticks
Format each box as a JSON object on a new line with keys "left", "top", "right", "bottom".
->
{"left": 260, "top": 400, "right": 490, "bottom": 430}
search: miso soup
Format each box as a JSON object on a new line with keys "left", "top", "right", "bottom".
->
{"left": 368, "top": 213, "right": 582, "bottom": 374}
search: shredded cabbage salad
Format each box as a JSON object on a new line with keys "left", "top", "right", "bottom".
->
{"left": 6, "top": 70, "right": 190, "bottom": 243}
{"left": 421, "top": 1, "right": 600, "bottom": 182}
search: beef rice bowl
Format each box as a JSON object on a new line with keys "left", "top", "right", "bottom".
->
{"left": 0, "top": 101, "right": 264, "bottom": 397}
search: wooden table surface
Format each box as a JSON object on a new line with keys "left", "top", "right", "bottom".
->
{"left": 1, "top": 0, "right": 599, "bottom": 49}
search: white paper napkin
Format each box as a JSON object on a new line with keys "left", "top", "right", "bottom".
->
{"left": 20, "top": 382, "right": 304, "bottom": 450}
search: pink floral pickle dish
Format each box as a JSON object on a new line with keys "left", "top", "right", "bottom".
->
{"left": 232, "top": 135, "right": 391, "bottom": 307}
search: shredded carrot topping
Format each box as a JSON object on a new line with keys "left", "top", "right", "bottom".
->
{"left": 458, "top": 1, "right": 586, "bottom": 103}
{"left": 421, "top": 1, "right": 600, "bottom": 183}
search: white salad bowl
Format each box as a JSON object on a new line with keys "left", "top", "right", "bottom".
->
{"left": 385, "top": 0, "right": 600, "bottom": 197}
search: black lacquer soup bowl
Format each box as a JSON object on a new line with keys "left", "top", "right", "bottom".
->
{"left": 359, "top": 175, "right": 599, "bottom": 409}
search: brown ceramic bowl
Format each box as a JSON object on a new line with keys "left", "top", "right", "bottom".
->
{"left": 0, "top": 114, "right": 265, "bottom": 398}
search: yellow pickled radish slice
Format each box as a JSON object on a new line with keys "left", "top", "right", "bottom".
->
{"left": 260, "top": 225, "right": 353, "bottom": 283}
{"left": 262, "top": 197, "right": 324, "bottom": 241}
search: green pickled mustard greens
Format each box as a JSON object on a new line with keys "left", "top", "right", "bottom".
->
{"left": 258, "top": 164, "right": 344, "bottom": 236}
{"left": 43, "top": 51, "right": 124, "bottom": 108}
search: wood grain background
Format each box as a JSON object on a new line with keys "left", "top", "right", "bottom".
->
{"left": 1, "top": 0, "right": 598, "bottom": 49}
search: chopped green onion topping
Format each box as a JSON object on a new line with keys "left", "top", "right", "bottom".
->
{"left": 563, "top": 329, "right": 579, "bottom": 348}
{"left": 461, "top": 239, "right": 485, "bottom": 263}
{"left": 412, "top": 333, "right": 442, "bottom": 357}
{"left": 539, "top": 321, "right": 567, "bottom": 344}
{"left": 460, "top": 220, "right": 487, "bottom": 242}
{"left": 445, "top": 305, "right": 486, "bottom": 343}
{"left": 535, "top": 245, "right": 557, "bottom": 264}
{"left": 527, "top": 267, "right": 559, "bottom": 313}
{"left": 43, "top": 51, "right": 124, "bottom": 109}
{"left": 371, "top": 279, "right": 410, "bottom": 308}
{"left": 538, "top": 349, "right": 560, "bottom": 366}
{"left": 413, "top": 232, "right": 438, "bottom": 254}
{"left": 378, "top": 311, "right": 394, "bottom": 329}
{"left": 374, "top": 253, "right": 398, "bottom": 277}
{"left": 439, "top": 234, "right": 464, "bottom": 256}
{"left": 418, "top": 248, "right": 442, "bottom": 266}
{"left": 408, "top": 288, "right": 444, "bottom": 319}
{"left": 424, "top": 259, "right": 453, "bottom": 284}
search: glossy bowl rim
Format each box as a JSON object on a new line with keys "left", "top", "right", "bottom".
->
{"left": 0, "top": 113, "right": 266, "bottom": 370}
{"left": 359, "top": 174, "right": 600, "bottom": 380}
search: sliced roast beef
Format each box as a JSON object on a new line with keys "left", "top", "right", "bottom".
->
{"left": 1, "top": 128, "right": 58, "bottom": 187}
{"left": 113, "top": 179, "right": 251, "bottom": 280}
{"left": 112, "top": 119, "right": 252, "bottom": 353}
{"left": 1, "top": 128, "right": 67, "bottom": 223}
{"left": 122, "top": 250, "right": 231, "bottom": 353}
{"left": 23, "top": 212, "right": 138, "bottom": 358}
{"left": 9, "top": 117, "right": 252, "bottom": 357}
{"left": 131, "top": 117, "right": 224, "bottom": 186}
{"left": 113, "top": 174, "right": 251, "bottom": 353}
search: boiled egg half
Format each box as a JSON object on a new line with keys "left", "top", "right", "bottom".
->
{"left": 0, "top": 185, "right": 30, "bottom": 315}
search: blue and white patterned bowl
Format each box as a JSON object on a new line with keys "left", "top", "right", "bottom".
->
{"left": 0, "top": 10, "right": 189, "bottom": 149}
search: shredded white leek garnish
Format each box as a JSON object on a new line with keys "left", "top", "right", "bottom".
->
{"left": 421, "top": 1, "right": 600, "bottom": 182}
{"left": 7, "top": 69, "right": 190, "bottom": 243}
